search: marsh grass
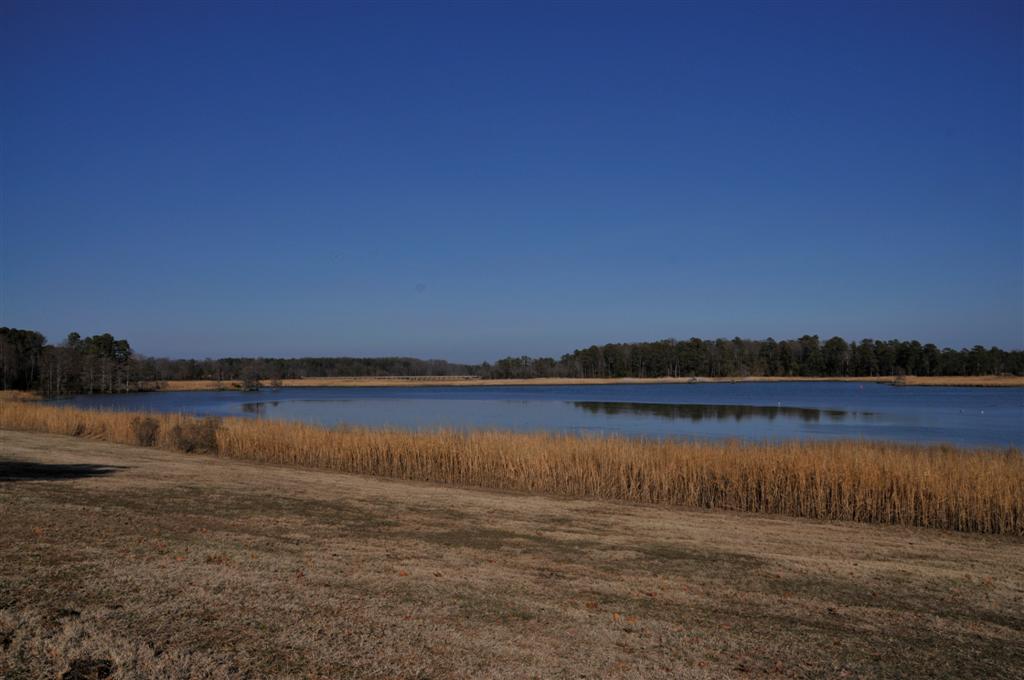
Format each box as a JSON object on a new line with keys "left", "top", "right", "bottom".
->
{"left": 2, "top": 401, "right": 1021, "bottom": 534}
{"left": 0, "top": 390, "right": 42, "bottom": 401}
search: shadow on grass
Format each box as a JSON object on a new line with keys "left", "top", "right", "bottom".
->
{"left": 0, "top": 460, "right": 126, "bottom": 482}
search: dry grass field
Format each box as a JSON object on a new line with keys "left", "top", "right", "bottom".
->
{"left": 0, "top": 391, "right": 41, "bottom": 402}
{"left": 1, "top": 430, "right": 1022, "bottom": 679}
{"left": 2, "top": 402, "right": 1022, "bottom": 534}
{"left": 892, "top": 375, "right": 1024, "bottom": 387}
{"left": 155, "top": 374, "right": 1024, "bottom": 391}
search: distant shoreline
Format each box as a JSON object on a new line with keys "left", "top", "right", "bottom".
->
{"left": 5, "top": 375, "right": 1018, "bottom": 402}
{"left": 151, "top": 374, "right": 1024, "bottom": 392}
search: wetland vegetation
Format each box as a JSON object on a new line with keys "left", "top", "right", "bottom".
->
{"left": 3, "top": 401, "right": 1020, "bottom": 534}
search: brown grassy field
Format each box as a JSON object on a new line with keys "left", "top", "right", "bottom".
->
{"left": 892, "top": 374, "right": 1024, "bottom": 387}
{"left": 2, "top": 401, "right": 1021, "bottom": 534}
{"left": 1, "top": 430, "right": 1022, "bottom": 679}
{"left": 0, "top": 390, "right": 41, "bottom": 402}
{"left": 156, "top": 374, "right": 1024, "bottom": 391}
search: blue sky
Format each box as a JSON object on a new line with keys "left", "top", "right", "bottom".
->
{"left": 2, "top": 1, "right": 1021, "bottom": 362}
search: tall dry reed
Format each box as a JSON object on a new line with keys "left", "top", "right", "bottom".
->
{"left": 2, "top": 401, "right": 1021, "bottom": 534}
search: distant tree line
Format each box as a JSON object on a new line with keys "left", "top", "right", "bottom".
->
{"left": 0, "top": 327, "right": 475, "bottom": 396}
{"left": 482, "top": 336, "right": 1024, "bottom": 379}
{"left": 134, "top": 355, "right": 476, "bottom": 384}
{"left": 2, "top": 327, "right": 1021, "bottom": 397}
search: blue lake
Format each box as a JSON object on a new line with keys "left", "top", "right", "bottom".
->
{"left": 63, "top": 382, "right": 1023, "bottom": 448}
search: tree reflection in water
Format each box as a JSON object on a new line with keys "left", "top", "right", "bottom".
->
{"left": 572, "top": 401, "right": 862, "bottom": 423}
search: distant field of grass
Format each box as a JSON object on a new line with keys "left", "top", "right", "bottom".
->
{"left": 0, "top": 390, "right": 41, "bottom": 401}
{"left": 2, "top": 401, "right": 1020, "bottom": 534}
{"left": 153, "top": 374, "right": 1024, "bottom": 391}
{"left": 884, "top": 375, "right": 1024, "bottom": 387}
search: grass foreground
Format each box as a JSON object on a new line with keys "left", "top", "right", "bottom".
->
{"left": 1, "top": 401, "right": 1022, "bottom": 534}
{"left": 1, "top": 430, "right": 1022, "bottom": 678}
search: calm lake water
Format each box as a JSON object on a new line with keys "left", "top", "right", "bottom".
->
{"left": 64, "top": 382, "right": 1023, "bottom": 447}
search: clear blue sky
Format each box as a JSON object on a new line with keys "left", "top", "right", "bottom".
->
{"left": 2, "top": 1, "right": 1021, "bottom": 362}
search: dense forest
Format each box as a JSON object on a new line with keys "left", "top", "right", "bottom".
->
{"left": 0, "top": 328, "right": 476, "bottom": 395}
{"left": 2, "top": 326, "right": 1022, "bottom": 396}
{"left": 485, "top": 336, "right": 1024, "bottom": 379}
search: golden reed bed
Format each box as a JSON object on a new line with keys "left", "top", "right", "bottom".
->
{"left": 1, "top": 401, "right": 1021, "bottom": 534}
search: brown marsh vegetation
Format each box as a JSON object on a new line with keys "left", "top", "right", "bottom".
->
{"left": 1, "top": 431, "right": 1022, "bottom": 678}
{"left": 0, "top": 390, "right": 41, "bottom": 402}
{"left": 2, "top": 401, "right": 1021, "bottom": 534}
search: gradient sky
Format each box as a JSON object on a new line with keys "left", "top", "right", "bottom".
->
{"left": 2, "top": 1, "right": 1021, "bottom": 362}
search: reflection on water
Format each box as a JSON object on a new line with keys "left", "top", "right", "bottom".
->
{"left": 62, "top": 382, "right": 1024, "bottom": 447}
{"left": 241, "top": 401, "right": 279, "bottom": 415}
{"left": 573, "top": 401, "right": 862, "bottom": 422}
